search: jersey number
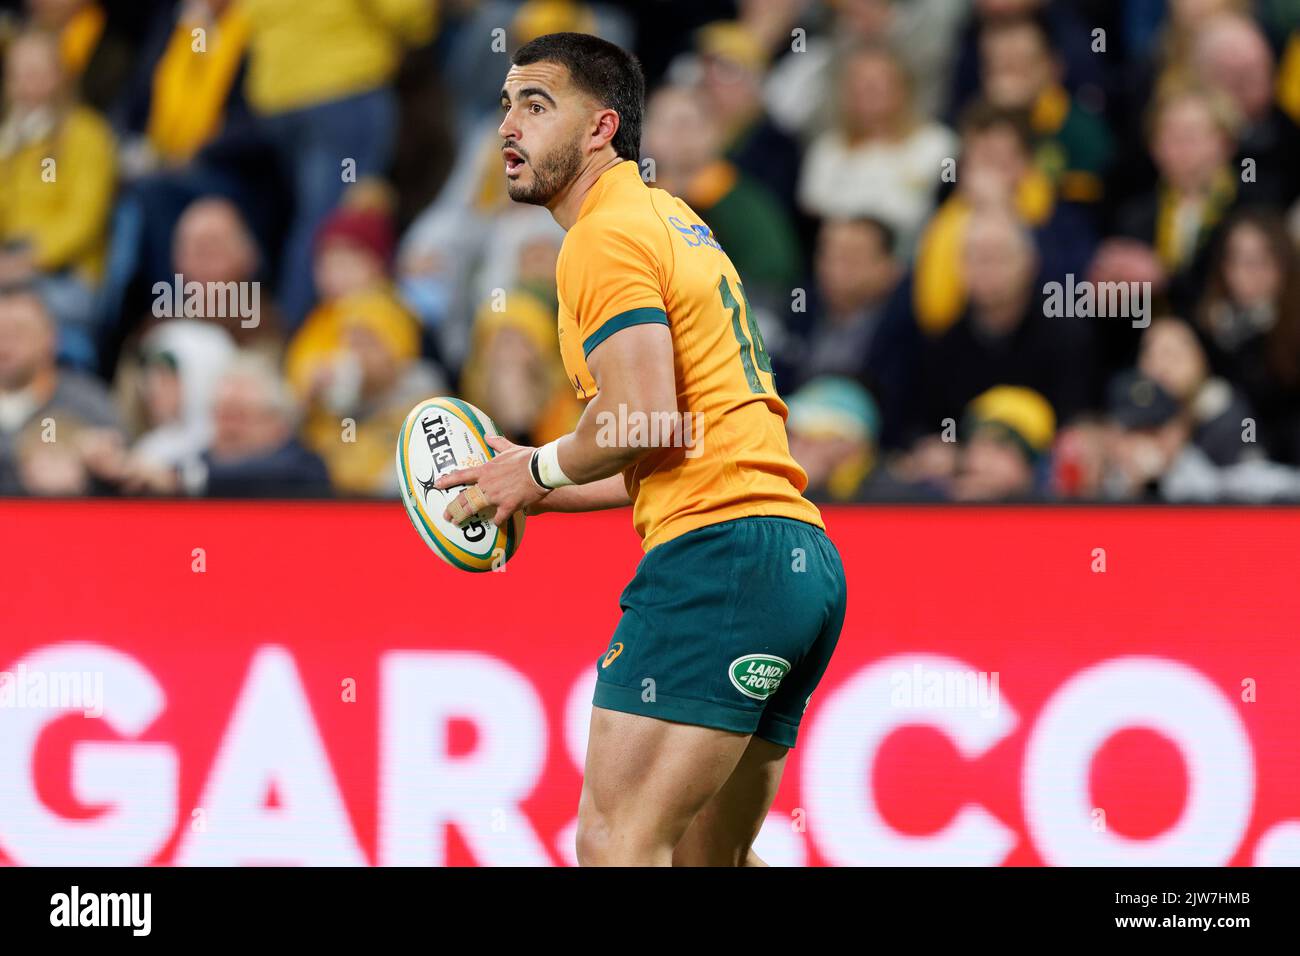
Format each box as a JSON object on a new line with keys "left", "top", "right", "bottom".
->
{"left": 718, "top": 276, "right": 772, "bottom": 394}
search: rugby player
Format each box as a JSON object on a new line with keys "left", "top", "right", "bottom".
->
{"left": 435, "top": 32, "right": 847, "bottom": 867}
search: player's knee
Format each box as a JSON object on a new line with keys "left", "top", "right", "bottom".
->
{"left": 576, "top": 805, "right": 673, "bottom": 866}
{"left": 574, "top": 810, "right": 613, "bottom": 866}
{"left": 575, "top": 804, "right": 639, "bottom": 866}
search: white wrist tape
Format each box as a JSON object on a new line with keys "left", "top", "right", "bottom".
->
{"left": 536, "top": 439, "right": 575, "bottom": 489}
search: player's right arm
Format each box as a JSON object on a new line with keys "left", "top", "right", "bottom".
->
{"left": 526, "top": 474, "right": 630, "bottom": 514}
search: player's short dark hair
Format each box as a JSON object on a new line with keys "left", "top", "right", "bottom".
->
{"left": 513, "top": 32, "right": 645, "bottom": 163}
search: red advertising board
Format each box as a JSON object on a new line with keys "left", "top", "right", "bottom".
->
{"left": 1, "top": 501, "right": 1297, "bottom": 866}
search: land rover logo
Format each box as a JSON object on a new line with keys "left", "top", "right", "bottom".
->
{"left": 728, "top": 654, "right": 791, "bottom": 701}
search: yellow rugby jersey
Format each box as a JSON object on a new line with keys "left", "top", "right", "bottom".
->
{"left": 555, "top": 160, "right": 823, "bottom": 550}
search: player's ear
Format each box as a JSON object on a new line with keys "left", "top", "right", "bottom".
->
{"left": 591, "top": 107, "right": 620, "bottom": 153}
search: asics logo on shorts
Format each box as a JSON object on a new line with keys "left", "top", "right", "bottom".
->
{"left": 602, "top": 643, "right": 624, "bottom": 668}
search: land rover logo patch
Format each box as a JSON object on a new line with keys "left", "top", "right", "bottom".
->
{"left": 728, "top": 654, "right": 791, "bottom": 700}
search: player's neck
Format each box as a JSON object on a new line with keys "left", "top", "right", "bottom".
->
{"left": 548, "top": 152, "right": 625, "bottom": 231}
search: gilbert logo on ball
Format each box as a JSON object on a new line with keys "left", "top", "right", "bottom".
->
{"left": 395, "top": 397, "right": 525, "bottom": 572}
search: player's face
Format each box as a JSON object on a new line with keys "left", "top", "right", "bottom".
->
{"left": 499, "top": 62, "right": 587, "bottom": 206}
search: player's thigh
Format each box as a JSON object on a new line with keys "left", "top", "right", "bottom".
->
{"left": 673, "top": 733, "right": 789, "bottom": 866}
{"left": 579, "top": 705, "right": 752, "bottom": 844}
{"left": 755, "top": 526, "right": 847, "bottom": 748}
{"left": 593, "top": 517, "right": 833, "bottom": 741}
{"left": 580, "top": 517, "right": 838, "bottom": 844}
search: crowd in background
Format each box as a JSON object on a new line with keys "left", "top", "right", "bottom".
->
{"left": 4, "top": 0, "right": 1300, "bottom": 503}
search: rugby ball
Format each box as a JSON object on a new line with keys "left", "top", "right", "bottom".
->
{"left": 395, "top": 397, "right": 525, "bottom": 572}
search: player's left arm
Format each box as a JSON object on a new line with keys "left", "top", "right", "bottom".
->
{"left": 434, "top": 323, "right": 676, "bottom": 526}
{"left": 549, "top": 321, "right": 678, "bottom": 481}
{"left": 437, "top": 221, "right": 675, "bottom": 527}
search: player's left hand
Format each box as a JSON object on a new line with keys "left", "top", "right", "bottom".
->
{"left": 435, "top": 434, "right": 549, "bottom": 527}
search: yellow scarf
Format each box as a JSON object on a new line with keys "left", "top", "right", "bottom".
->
{"left": 146, "top": 2, "right": 251, "bottom": 163}
{"left": 60, "top": 4, "right": 105, "bottom": 76}
{"left": 1030, "top": 83, "right": 1070, "bottom": 136}
{"left": 1154, "top": 168, "right": 1236, "bottom": 270}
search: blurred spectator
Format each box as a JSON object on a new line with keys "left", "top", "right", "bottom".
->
{"left": 195, "top": 352, "right": 331, "bottom": 497}
{"left": 910, "top": 102, "right": 1095, "bottom": 338}
{"left": 1195, "top": 208, "right": 1300, "bottom": 463}
{"left": 80, "top": 318, "right": 237, "bottom": 493}
{"left": 241, "top": 0, "right": 436, "bottom": 328}
{"left": 298, "top": 291, "right": 443, "bottom": 496}
{"left": 733, "top": 0, "right": 810, "bottom": 59}
{"left": 1111, "top": 0, "right": 1249, "bottom": 207}
{"left": 690, "top": 20, "right": 802, "bottom": 218}
{"left": 1102, "top": 369, "right": 1192, "bottom": 499}
{"left": 397, "top": 172, "right": 566, "bottom": 373}
{"left": 126, "top": 319, "right": 237, "bottom": 471}
{"left": 765, "top": 0, "right": 966, "bottom": 137}
{"left": 797, "top": 44, "right": 957, "bottom": 251}
{"left": 977, "top": 13, "right": 1114, "bottom": 205}
{"left": 0, "top": 28, "right": 116, "bottom": 369}
{"left": 95, "top": 0, "right": 287, "bottom": 343}
{"left": 395, "top": 123, "right": 511, "bottom": 368}
{"left": 948, "top": 0, "right": 1109, "bottom": 126}
{"left": 781, "top": 217, "right": 900, "bottom": 391}
{"left": 1109, "top": 84, "right": 1241, "bottom": 316}
{"left": 642, "top": 84, "right": 801, "bottom": 299}
{"left": 289, "top": 284, "right": 426, "bottom": 417}
{"left": 460, "top": 229, "right": 582, "bottom": 446}
{"left": 1050, "top": 413, "right": 1111, "bottom": 499}
{"left": 311, "top": 191, "right": 396, "bottom": 303}
{"left": 285, "top": 187, "right": 437, "bottom": 412}
{"left": 906, "top": 208, "right": 1091, "bottom": 442}
{"left": 1191, "top": 12, "right": 1300, "bottom": 207}
{"left": 785, "top": 375, "right": 881, "bottom": 502}
{"left": 1138, "top": 315, "right": 1256, "bottom": 465}
{"left": 166, "top": 197, "right": 280, "bottom": 353}
{"left": 1102, "top": 367, "right": 1300, "bottom": 501}
{"left": 115, "top": 0, "right": 251, "bottom": 172}
{"left": 1149, "top": 0, "right": 1252, "bottom": 76}
{"left": 24, "top": 0, "right": 142, "bottom": 113}
{"left": 104, "top": 196, "right": 278, "bottom": 393}
{"left": 950, "top": 385, "right": 1056, "bottom": 501}
{"left": 0, "top": 284, "right": 120, "bottom": 494}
